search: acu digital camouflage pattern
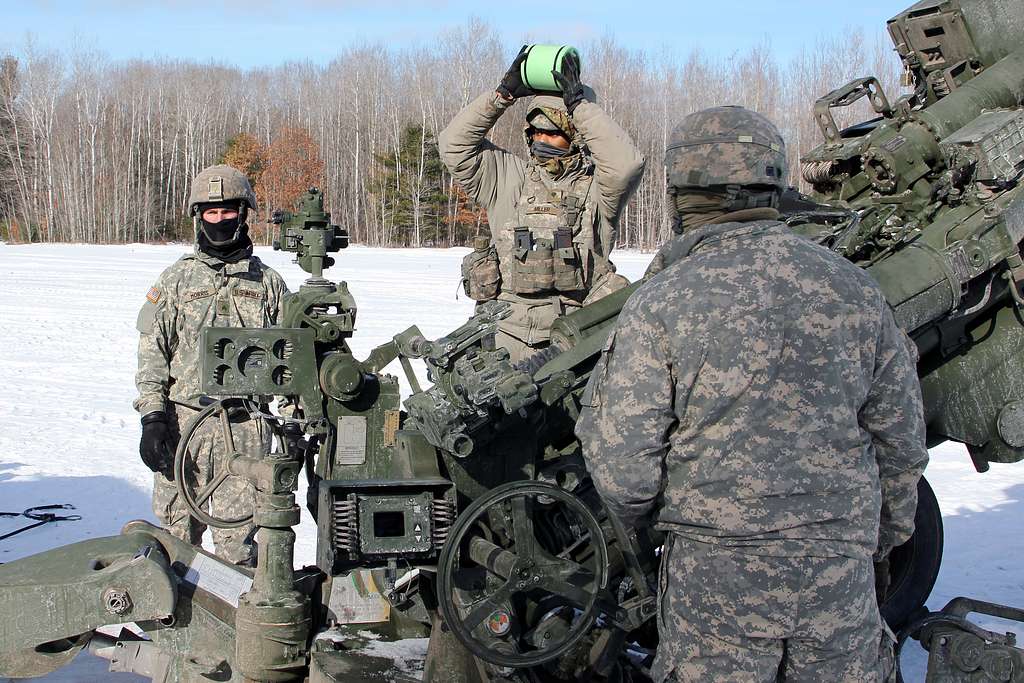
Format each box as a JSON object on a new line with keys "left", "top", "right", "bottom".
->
{"left": 643, "top": 205, "right": 783, "bottom": 278}
{"left": 135, "top": 248, "right": 289, "bottom": 563}
{"left": 659, "top": 538, "right": 893, "bottom": 682}
{"left": 665, "top": 105, "right": 788, "bottom": 191}
{"left": 438, "top": 87, "right": 644, "bottom": 363}
{"left": 577, "top": 219, "right": 928, "bottom": 680}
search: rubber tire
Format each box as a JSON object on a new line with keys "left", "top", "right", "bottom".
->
{"left": 880, "top": 476, "right": 943, "bottom": 629}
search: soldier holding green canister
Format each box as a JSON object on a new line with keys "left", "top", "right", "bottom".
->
{"left": 134, "top": 165, "right": 290, "bottom": 566}
{"left": 439, "top": 46, "right": 645, "bottom": 363}
{"left": 578, "top": 107, "right": 929, "bottom": 681}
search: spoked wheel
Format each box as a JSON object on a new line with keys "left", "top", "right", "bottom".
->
{"left": 437, "top": 481, "right": 609, "bottom": 669}
{"left": 173, "top": 397, "right": 270, "bottom": 529}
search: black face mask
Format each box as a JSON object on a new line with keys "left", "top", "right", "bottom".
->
{"left": 200, "top": 216, "right": 241, "bottom": 245}
{"left": 197, "top": 218, "right": 253, "bottom": 263}
{"left": 530, "top": 139, "right": 571, "bottom": 160}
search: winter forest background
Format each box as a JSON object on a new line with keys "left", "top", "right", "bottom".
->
{"left": 0, "top": 21, "right": 903, "bottom": 250}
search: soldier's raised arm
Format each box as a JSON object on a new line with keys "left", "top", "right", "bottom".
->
{"left": 552, "top": 52, "right": 645, "bottom": 251}
{"left": 860, "top": 302, "right": 929, "bottom": 560}
{"left": 437, "top": 49, "right": 530, "bottom": 212}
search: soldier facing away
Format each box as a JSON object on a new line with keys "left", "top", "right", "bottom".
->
{"left": 439, "top": 47, "right": 645, "bottom": 363}
{"left": 134, "top": 164, "right": 290, "bottom": 566}
{"left": 576, "top": 106, "right": 929, "bottom": 681}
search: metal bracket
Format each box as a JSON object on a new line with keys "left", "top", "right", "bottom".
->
{"left": 1005, "top": 253, "right": 1024, "bottom": 308}
{"left": 814, "top": 76, "right": 893, "bottom": 144}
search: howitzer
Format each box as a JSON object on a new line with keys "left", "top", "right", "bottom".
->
{"left": 6, "top": 0, "right": 1024, "bottom": 679}
{"left": 799, "top": 0, "right": 1024, "bottom": 471}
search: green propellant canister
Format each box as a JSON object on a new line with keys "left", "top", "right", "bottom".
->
{"left": 520, "top": 44, "right": 580, "bottom": 92}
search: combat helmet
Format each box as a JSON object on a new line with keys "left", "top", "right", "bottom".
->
{"left": 524, "top": 94, "right": 575, "bottom": 138}
{"left": 521, "top": 86, "right": 598, "bottom": 144}
{"left": 666, "top": 106, "right": 787, "bottom": 193}
{"left": 522, "top": 88, "right": 598, "bottom": 176}
{"left": 187, "top": 164, "right": 257, "bottom": 246}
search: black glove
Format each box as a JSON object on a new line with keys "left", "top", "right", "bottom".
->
{"left": 497, "top": 45, "right": 532, "bottom": 100}
{"left": 551, "top": 52, "right": 585, "bottom": 114}
{"left": 140, "top": 412, "right": 172, "bottom": 473}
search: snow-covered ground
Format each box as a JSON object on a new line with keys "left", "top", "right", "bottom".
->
{"left": 1, "top": 243, "right": 1022, "bottom": 681}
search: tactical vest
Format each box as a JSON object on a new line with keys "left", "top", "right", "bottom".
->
{"left": 494, "top": 166, "right": 597, "bottom": 297}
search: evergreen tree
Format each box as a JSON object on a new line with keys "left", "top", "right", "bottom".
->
{"left": 373, "top": 123, "right": 448, "bottom": 247}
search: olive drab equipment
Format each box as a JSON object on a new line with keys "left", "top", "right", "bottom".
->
{"left": 461, "top": 236, "right": 501, "bottom": 301}
{"left": 462, "top": 166, "right": 600, "bottom": 304}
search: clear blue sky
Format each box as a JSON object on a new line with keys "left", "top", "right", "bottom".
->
{"left": 2, "top": 0, "right": 902, "bottom": 68}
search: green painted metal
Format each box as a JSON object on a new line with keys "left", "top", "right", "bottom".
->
{"left": 801, "top": 0, "right": 1024, "bottom": 471}
{"left": 0, "top": 533, "right": 176, "bottom": 678}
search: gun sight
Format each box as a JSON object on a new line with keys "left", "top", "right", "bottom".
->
{"left": 271, "top": 187, "right": 348, "bottom": 280}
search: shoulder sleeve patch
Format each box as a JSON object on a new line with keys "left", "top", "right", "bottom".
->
{"left": 146, "top": 287, "right": 161, "bottom": 304}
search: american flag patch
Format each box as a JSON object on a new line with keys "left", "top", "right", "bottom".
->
{"left": 146, "top": 287, "right": 161, "bottom": 304}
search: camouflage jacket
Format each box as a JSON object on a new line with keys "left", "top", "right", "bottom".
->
{"left": 133, "top": 249, "right": 289, "bottom": 416}
{"left": 577, "top": 219, "right": 928, "bottom": 559}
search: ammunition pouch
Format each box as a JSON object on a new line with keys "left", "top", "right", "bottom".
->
{"left": 461, "top": 244, "right": 501, "bottom": 301}
{"left": 552, "top": 227, "right": 585, "bottom": 292}
{"left": 507, "top": 228, "right": 585, "bottom": 295}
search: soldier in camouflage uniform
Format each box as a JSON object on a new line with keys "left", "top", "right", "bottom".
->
{"left": 576, "top": 107, "right": 929, "bottom": 681}
{"left": 134, "top": 165, "right": 290, "bottom": 565}
{"left": 439, "top": 48, "right": 645, "bottom": 363}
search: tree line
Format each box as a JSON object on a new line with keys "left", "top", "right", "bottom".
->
{"left": 0, "top": 22, "right": 901, "bottom": 249}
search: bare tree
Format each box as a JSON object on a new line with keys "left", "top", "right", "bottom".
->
{"left": 0, "top": 25, "right": 901, "bottom": 248}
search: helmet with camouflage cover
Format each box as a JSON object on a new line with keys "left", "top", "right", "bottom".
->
{"left": 188, "top": 164, "right": 257, "bottom": 248}
{"left": 524, "top": 94, "right": 575, "bottom": 137}
{"left": 666, "top": 106, "right": 787, "bottom": 192}
{"left": 188, "top": 164, "right": 257, "bottom": 217}
{"left": 522, "top": 88, "right": 597, "bottom": 176}
{"left": 521, "top": 87, "right": 598, "bottom": 143}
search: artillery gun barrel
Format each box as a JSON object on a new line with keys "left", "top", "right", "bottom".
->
{"left": 550, "top": 282, "right": 642, "bottom": 351}
{"left": 853, "top": 46, "right": 1024, "bottom": 342}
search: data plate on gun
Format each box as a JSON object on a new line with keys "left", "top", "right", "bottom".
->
{"left": 201, "top": 327, "right": 316, "bottom": 396}
{"left": 336, "top": 416, "right": 368, "bottom": 465}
